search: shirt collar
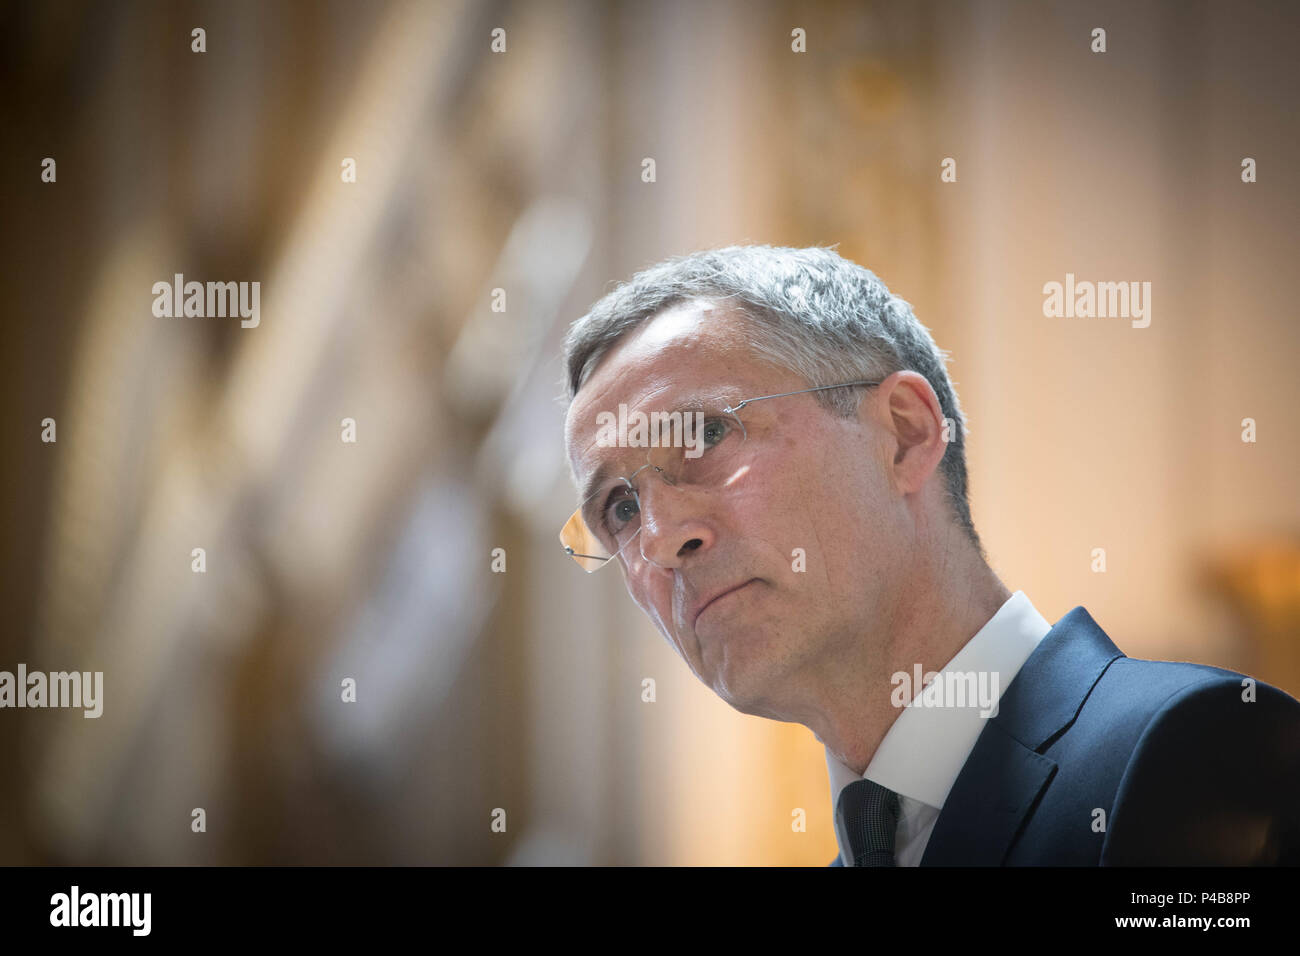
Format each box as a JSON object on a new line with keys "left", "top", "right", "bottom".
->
{"left": 825, "top": 590, "right": 1052, "bottom": 811}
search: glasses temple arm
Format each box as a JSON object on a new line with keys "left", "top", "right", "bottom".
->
{"left": 724, "top": 380, "right": 880, "bottom": 415}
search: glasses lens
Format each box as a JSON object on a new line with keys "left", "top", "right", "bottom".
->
{"left": 560, "top": 478, "right": 642, "bottom": 572}
{"left": 560, "top": 408, "right": 748, "bottom": 572}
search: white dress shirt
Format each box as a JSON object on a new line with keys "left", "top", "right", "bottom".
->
{"left": 826, "top": 590, "right": 1053, "bottom": 866}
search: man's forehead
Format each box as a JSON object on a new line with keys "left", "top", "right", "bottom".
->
{"left": 589, "top": 299, "right": 744, "bottom": 382}
{"left": 615, "top": 298, "right": 727, "bottom": 352}
{"left": 563, "top": 300, "right": 763, "bottom": 477}
{"left": 566, "top": 302, "right": 749, "bottom": 424}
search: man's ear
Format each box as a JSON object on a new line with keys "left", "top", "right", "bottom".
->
{"left": 871, "top": 370, "right": 948, "bottom": 496}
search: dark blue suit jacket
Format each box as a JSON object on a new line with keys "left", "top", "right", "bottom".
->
{"left": 830, "top": 606, "right": 1300, "bottom": 866}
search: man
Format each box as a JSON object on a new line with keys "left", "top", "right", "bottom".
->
{"left": 558, "top": 244, "right": 1300, "bottom": 866}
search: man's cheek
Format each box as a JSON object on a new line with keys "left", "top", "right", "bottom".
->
{"left": 627, "top": 577, "right": 668, "bottom": 632}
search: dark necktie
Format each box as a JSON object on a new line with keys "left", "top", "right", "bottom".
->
{"left": 835, "top": 778, "right": 901, "bottom": 866}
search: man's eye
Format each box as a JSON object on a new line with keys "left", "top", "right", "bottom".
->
{"left": 701, "top": 419, "right": 730, "bottom": 448}
{"left": 606, "top": 494, "right": 640, "bottom": 528}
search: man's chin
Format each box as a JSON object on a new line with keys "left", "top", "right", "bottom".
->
{"left": 709, "top": 660, "right": 786, "bottom": 720}
{"left": 723, "top": 690, "right": 791, "bottom": 722}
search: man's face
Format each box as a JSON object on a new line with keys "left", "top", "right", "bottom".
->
{"left": 564, "top": 301, "right": 915, "bottom": 721}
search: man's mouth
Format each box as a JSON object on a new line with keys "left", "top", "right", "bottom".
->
{"left": 691, "top": 579, "right": 759, "bottom": 629}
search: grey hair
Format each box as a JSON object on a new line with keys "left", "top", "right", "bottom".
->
{"left": 562, "top": 244, "right": 982, "bottom": 552}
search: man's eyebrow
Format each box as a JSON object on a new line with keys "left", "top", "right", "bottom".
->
{"left": 579, "top": 460, "right": 617, "bottom": 510}
{"left": 654, "top": 392, "right": 734, "bottom": 416}
{"left": 665, "top": 395, "right": 715, "bottom": 414}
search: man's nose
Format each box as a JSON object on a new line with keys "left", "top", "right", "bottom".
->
{"left": 634, "top": 479, "right": 715, "bottom": 569}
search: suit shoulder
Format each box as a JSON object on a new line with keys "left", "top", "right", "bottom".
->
{"left": 1099, "top": 654, "right": 1268, "bottom": 694}
{"left": 1089, "top": 656, "right": 1296, "bottom": 724}
{"left": 1099, "top": 667, "right": 1300, "bottom": 864}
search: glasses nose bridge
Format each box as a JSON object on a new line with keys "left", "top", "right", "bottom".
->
{"left": 629, "top": 447, "right": 682, "bottom": 492}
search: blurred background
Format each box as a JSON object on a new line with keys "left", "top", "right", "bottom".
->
{"left": 1, "top": 0, "right": 1297, "bottom": 865}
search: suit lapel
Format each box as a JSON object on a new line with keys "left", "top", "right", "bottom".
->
{"left": 918, "top": 721, "right": 1056, "bottom": 864}
{"left": 919, "top": 607, "right": 1124, "bottom": 865}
